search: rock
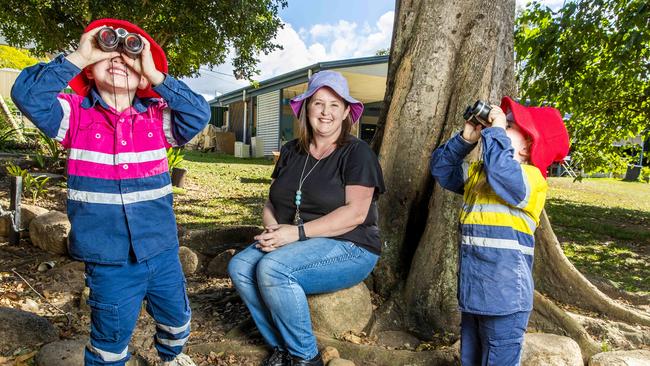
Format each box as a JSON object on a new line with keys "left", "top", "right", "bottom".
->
{"left": 179, "top": 246, "right": 199, "bottom": 275}
{"left": 21, "top": 204, "right": 50, "bottom": 229}
{"left": 206, "top": 249, "right": 236, "bottom": 278}
{"left": 36, "top": 338, "right": 149, "bottom": 366}
{"left": 521, "top": 333, "right": 583, "bottom": 366}
{"left": 321, "top": 346, "right": 340, "bottom": 364}
{"left": 0, "top": 204, "right": 49, "bottom": 237}
{"left": 589, "top": 350, "right": 650, "bottom": 366}
{"left": 376, "top": 330, "right": 421, "bottom": 349}
{"left": 0, "top": 307, "right": 59, "bottom": 354}
{"left": 327, "top": 358, "right": 355, "bottom": 366}
{"left": 178, "top": 226, "right": 259, "bottom": 257}
{"left": 29, "top": 211, "right": 70, "bottom": 255}
{"left": 36, "top": 339, "right": 85, "bottom": 366}
{"left": 307, "top": 282, "right": 372, "bottom": 337}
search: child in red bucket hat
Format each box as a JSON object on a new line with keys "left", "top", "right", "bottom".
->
{"left": 12, "top": 18, "right": 210, "bottom": 366}
{"left": 430, "top": 98, "right": 569, "bottom": 365}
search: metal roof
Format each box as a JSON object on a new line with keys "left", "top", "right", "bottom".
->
{"left": 209, "top": 55, "right": 389, "bottom": 106}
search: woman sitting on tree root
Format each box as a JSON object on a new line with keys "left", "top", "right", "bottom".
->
{"left": 228, "top": 70, "right": 385, "bottom": 366}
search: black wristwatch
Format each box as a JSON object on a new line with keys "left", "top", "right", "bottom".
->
{"left": 298, "top": 223, "right": 308, "bottom": 241}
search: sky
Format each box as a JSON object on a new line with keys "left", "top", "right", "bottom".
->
{"left": 182, "top": 0, "right": 566, "bottom": 100}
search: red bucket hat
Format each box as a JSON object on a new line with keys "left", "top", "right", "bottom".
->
{"left": 69, "top": 18, "right": 168, "bottom": 99}
{"left": 500, "top": 96, "right": 570, "bottom": 178}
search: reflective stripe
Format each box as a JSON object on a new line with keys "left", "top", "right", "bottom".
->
{"left": 86, "top": 343, "right": 128, "bottom": 362}
{"left": 157, "top": 319, "right": 191, "bottom": 335}
{"left": 516, "top": 168, "right": 531, "bottom": 209}
{"left": 462, "top": 161, "right": 470, "bottom": 183}
{"left": 56, "top": 98, "right": 71, "bottom": 142}
{"left": 162, "top": 109, "right": 178, "bottom": 147}
{"left": 463, "top": 203, "right": 536, "bottom": 233}
{"left": 462, "top": 235, "right": 534, "bottom": 256}
{"left": 156, "top": 335, "right": 189, "bottom": 347}
{"left": 68, "top": 185, "right": 173, "bottom": 205}
{"left": 68, "top": 147, "right": 167, "bottom": 165}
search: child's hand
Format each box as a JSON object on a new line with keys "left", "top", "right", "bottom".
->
{"left": 66, "top": 27, "right": 121, "bottom": 69}
{"left": 462, "top": 121, "right": 483, "bottom": 143}
{"left": 488, "top": 105, "right": 507, "bottom": 129}
{"left": 120, "top": 36, "right": 165, "bottom": 87}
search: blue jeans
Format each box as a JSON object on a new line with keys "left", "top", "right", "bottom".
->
{"left": 84, "top": 248, "right": 191, "bottom": 365}
{"left": 460, "top": 311, "right": 530, "bottom": 366}
{"left": 228, "top": 238, "right": 378, "bottom": 359}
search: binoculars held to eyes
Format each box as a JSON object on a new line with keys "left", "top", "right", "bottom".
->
{"left": 463, "top": 100, "right": 492, "bottom": 127}
{"left": 95, "top": 27, "right": 143, "bottom": 59}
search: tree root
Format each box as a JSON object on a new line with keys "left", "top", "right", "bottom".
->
{"left": 530, "top": 291, "right": 601, "bottom": 363}
{"left": 534, "top": 211, "right": 650, "bottom": 326}
{"left": 187, "top": 335, "right": 459, "bottom": 366}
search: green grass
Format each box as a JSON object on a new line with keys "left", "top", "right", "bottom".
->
{"left": 173, "top": 151, "right": 273, "bottom": 230}
{"left": 546, "top": 178, "right": 650, "bottom": 293}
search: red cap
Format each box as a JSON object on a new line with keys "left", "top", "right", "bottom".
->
{"left": 500, "top": 96, "right": 570, "bottom": 178}
{"left": 69, "top": 18, "right": 168, "bottom": 98}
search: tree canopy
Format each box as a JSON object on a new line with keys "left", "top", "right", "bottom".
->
{"left": 0, "top": 0, "right": 287, "bottom": 78}
{"left": 515, "top": 0, "right": 649, "bottom": 173}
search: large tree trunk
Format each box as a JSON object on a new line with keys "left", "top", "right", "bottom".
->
{"left": 371, "top": 0, "right": 516, "bottom": 335}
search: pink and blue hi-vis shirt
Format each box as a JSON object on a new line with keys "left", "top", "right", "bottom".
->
{"left": 12, "top": 55, "right": 210, "bottom": 264}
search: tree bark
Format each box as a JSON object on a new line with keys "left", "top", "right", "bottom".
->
{"left": 371, "top": 0, "right": 516, "bottom": 336}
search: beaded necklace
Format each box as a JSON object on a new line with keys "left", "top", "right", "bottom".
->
{"left": 294, "top": 143, "right": 335, "bottom": 225}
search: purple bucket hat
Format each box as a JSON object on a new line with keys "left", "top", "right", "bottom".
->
{"left": 290, "top": 70, "right": 364, "bottom": 123}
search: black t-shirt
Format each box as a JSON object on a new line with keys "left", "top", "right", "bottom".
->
{"left": 270, "top": 136, "right": 386, "bottom": 254}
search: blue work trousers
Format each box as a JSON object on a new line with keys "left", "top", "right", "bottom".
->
{"left": 228, "top": 238, "right": 378, "bottom": 360}
{"left": 84, "top": 248, "right": 191, "bottom": 365}
{"left": 460, "top": 311, "right": 530, "bottom": 366}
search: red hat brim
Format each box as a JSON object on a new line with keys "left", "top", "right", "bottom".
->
{"left": 68, "top": 18, "right": 168, "bottom": 99}
{"left": 500, "top": 96, "right": 570, "bottom": 178}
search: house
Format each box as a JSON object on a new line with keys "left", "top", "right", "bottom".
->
{"left": 208, "top": 55, "right": 388, "bottom": 157}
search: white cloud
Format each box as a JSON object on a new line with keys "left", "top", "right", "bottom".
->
{"left": 187, "top": 10, "right": 395, "bottom": 96}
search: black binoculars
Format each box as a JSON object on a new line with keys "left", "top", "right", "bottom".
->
{"left": 95, "top": 27, "right": 143, "bottom": 59}
{"left": 463, "top": 100, "right": 492, "bottom": 127}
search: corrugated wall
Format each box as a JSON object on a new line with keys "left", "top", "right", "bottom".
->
{"left": 256, "top": 90, "right": 280, "bottom": 156}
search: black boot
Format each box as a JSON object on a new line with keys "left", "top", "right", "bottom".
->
{"left": 262, "top": 347, "right": 291, "bottom": 366}
{"left": 291, "top": 352, "right": 324, "bottom": 366}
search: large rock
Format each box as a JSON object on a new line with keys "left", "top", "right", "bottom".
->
{"left": 589, "top": 350, "right": 650, "bottom": 366}
{"left": 0, "top": 307, "right": 59, "bottom": 354}
{"left": 206, "top": 249, "right": 236, "bottom": 278}
{"left": 178, "top": 246, "right": 199, "bottom": 275}
{"left": 307, "top": 282, "right": 372, "bottom": 337}
{"left": 29, "top": 211, "right": 70, "bottom": 255}
{"left": 0, "top": 204, "right": 49, "bottom": 237}
{"left": 327, "top": 359, "right": 355, "bottom": 366}
{"left": 521, "top": 333, "right": 583, "bottom": 366}
{"left": 36, "top": 338, "right": 149, "bottom": 366}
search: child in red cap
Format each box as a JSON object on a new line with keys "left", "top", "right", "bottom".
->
{"left": 12, "top": 19, "right": 210, "bottom": 366}
{"left": 430, "top": 97, "right": 569, "bottom": 366}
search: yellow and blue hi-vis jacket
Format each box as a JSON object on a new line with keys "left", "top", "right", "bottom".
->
{"left": 430, "top": 128, "right": 547, "bottom": 315}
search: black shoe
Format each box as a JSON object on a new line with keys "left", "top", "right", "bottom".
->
{"left": 262, "top": 347, "right": 291, "bottom": 366}
{"left": 291, "top": 352, "right": 324, "bottom": 366}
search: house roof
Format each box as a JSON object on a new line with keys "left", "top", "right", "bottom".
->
{"left": 209, "top": 55, "right": 388, "bottom": 106}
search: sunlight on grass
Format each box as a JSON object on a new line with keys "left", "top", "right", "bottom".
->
{"left": 173, "top": 151, "right": 273, "bottom": 230}
{"left": 546, "top": 178, "right": 650, "bottom": 293}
